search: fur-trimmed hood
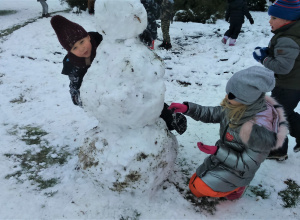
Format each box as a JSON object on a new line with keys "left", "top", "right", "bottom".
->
{"left": 239, "top": 96, "right": 289, "bottom": 150}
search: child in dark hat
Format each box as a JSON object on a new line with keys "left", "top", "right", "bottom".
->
{"left": 168, "top": 66, "right": 288, "bottom": 200}
{"left": 50, "top": 15, "right": 187, "bottom": 135}
{"left": 253, "top": 0, "right": 300, "bottom": 159}
{"left": 51, "top": 15, "right": 103, "bottom": 106}
{"left": 222, "top": 0, "right": 254, "bottom": 46}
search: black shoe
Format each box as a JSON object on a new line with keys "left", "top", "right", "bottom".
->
{"left": 158, "top": 41, "right": 166, "bottom": 48}
{"left": 158, "top": 41, "right": 172, "bottom": 50}
{"left": 267, "top": 151, "right": 288, "bottom": 161}
{"left": 294, "top": 143, "right": 300, "bottom": 153}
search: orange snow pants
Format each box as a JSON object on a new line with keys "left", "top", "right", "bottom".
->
{"left": 189, "top": 173, "right": 240, "bottom": 198}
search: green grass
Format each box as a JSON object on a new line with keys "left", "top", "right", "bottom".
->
{"left": 10, "top": 94, "right": 27, "bottom": 104}
{"left": 248, "top": 185, "right": 271, "bottom": 199}
{"left": 0, "top": 9, "right": 71, "bottom": 39}
{"left": 0, "top": 10, "right": 17, "bottom": 16}
{"left": 4, "top": 125, "right": 71, "bottom": 190}
{"left": 278, "top": 179, "right": 300, "bottom": 208}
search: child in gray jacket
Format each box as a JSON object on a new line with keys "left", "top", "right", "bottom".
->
{"left": 253, "top": 0, "right": 300, "bottom": 160}
{"left": 168, "top": 66, "right": 288, "bottom": 200}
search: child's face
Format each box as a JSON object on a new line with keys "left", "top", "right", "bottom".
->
{"left": 70, "top": 35, "right": 92, "bottom": 58}
{"left": 269, "top": 16, "right": 291, "bottom": 31}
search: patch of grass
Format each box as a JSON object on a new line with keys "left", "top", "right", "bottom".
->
{"left": 10, "top": 94, "right": 26, "bottom": 104}
{"left": 168, "top": 179, "right": 221, "bottom": 215}
{"left": 184, "top": 191, "right": 222, "bottom": 215}
{"left": 1, "top": 22, "right": 34, "bottom": 39}
{"left": 0, "top": 9, "right": 71, "bottom": 39}
{"left": 0, "top": 73, "right": 4, "bottom": 85}
{"left": 20, "top": 125, "right": 48, "bottom": 145}
{"left": 248, "top": 185, "right": 270, "bottom": 199}
{"left": 4, "top": 125, "right": 71, "bottom": 190}
{"left": 34, "top": 177, "right": 59, "bottom": 190}
{"left": 120, "top": 209, "right": 141, "bottom": 220}
{"left": 278, "top": 179, "right": 300, "bottom": 208}
{"left": 110, "top": 171, "right": 141, "bottom": 192}
{"left": 0, "top": 10, "right": 17, "bottom": 16}
{"left": 44, "top": 190, "right": 58, "bottom": 197}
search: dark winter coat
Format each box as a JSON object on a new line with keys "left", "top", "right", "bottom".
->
{"left": 225, "top": 0, "right": 253, "bottom": 24}
{"left": 141, "top": 0, "right": 161, "bottom": 40}
{"left": 184, "top": 96, "right": 288, "bottom": 192}
{"left": 61, "top": 32, "right": 102, "bottom": 102}
{"left": 160, "top": 0, "right": 174, "bottom": 21}
{"left": 263, "top": 20, "right": 300, "bottom": 90}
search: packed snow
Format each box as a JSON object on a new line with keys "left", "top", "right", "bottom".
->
{"left": 0, "top": 0, "right": 299, "bottom": 219}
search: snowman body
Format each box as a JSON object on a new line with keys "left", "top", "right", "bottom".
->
{"left": 79, "top": 0, "right": 178, "bottom": 196}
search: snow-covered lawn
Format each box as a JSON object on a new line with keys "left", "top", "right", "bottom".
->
{"left": 0, "top": 0, "right": 299, "bottom": 219}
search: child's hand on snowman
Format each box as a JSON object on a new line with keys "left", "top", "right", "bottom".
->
{"left": 197, "top": 142, "right": 218, "bottom": 155}
{"left": 253, "top": 47, "right": 269, "bottom": 64}
{"left": 168, "top": 103, "right": 188, "bottom": 113}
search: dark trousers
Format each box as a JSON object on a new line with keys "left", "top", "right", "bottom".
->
{"left": 39, "top": 0, "right": 48, "bottom": 14}
{"left": 88, "top": 0, "right": 95, "bottom": 14}
{"left": 224, "top": 22, "right": 243, "bottom": 39}
{"left": 272, "top": 86, "right": 300, "bottom": 152}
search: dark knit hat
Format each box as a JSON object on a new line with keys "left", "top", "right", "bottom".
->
{"left": 50, "top": 15, "right": 88, "bottom": 51}
{"left": 268, "top": 0, "right": 300, "bottom": 21}
{"left": 226, "top": 66, "right": 275, "bottom": 105}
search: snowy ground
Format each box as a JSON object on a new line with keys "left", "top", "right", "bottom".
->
{"left": 0, "top": 0, "right": 300, "bottom": 219}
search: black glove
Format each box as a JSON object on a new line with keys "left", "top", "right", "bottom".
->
{"left": 70, "top": 90, "right": 82, "bottom": 107}
{"left": 249, "top": 17, "right": 254, "bottom": 25}
{"left": 139, "top": 29, "right": 153, "bottom": 47}
{"left": 171, "top": 113, "right": 187, "bottom": 135}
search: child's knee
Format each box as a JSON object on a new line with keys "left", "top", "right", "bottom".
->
{"left": 189, "top": 173, "right": 205, "bottom": 197}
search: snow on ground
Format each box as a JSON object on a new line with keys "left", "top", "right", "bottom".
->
{"left": 0, "top": 1, "right": 299, "bottom": 219}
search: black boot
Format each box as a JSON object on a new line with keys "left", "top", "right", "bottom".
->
{"left": 267, "top": 137, "right": 288, "bottom": 161}
{"left": 42, "top": 13, "right": 50, "bottom": 18}
{"left": 159, "top": 41, "right": 172, "bottom": 50}
{"left": 294, "top": 144, "right": 300, "bottom": 153}
{"left": 294, "top": 139, "right": 300, "bottom": 153}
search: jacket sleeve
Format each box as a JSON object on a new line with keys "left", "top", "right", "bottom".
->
{"left": 61, "top": 59, "right": 84, "bottom": 92}
{"left": 68, "top": 73, "right": 83, "bottom": 93}
{"left": 184, "top": 102, "right": 222, "bottom": 123}
{"left": 264, "top": 37, "right": 300, "bottom": 74}
{"left": 214, "top": 124, "right": 275, "bottom": 174}
{"left": 243, "top": 2, "right": 253, "bottom": 21}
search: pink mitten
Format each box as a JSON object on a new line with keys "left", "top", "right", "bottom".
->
{"left": 197, "top": 142, "right": 218, "bottom": 155}
{"left": 168, "top": 103, "right": 188, "bottom": 113}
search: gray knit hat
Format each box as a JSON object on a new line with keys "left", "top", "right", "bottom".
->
{"left": 226, "top": 66, "right": 275, "bottom": 105}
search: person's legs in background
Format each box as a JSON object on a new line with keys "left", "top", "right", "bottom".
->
{"left": 227, "top": 22, "right": 242, "bottom": 46}
{"left": 268, "top": 87, "right": 300, "bottom": 160}
{"left": 159, "top": 18, "right": 172, "bottom": 50}
{"left": 88, "top": 0, "right": 95, "bottom": 15}
{"left": 39, "top": 0, "right": 49, "bottom": 17}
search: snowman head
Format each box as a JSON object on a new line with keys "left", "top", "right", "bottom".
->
{"left": 95, "top": 0, "right": 147, "bottom": 41}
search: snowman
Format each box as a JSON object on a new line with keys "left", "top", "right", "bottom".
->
{"left": 78, "top": 0, "right": 178, "bottom": 197}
